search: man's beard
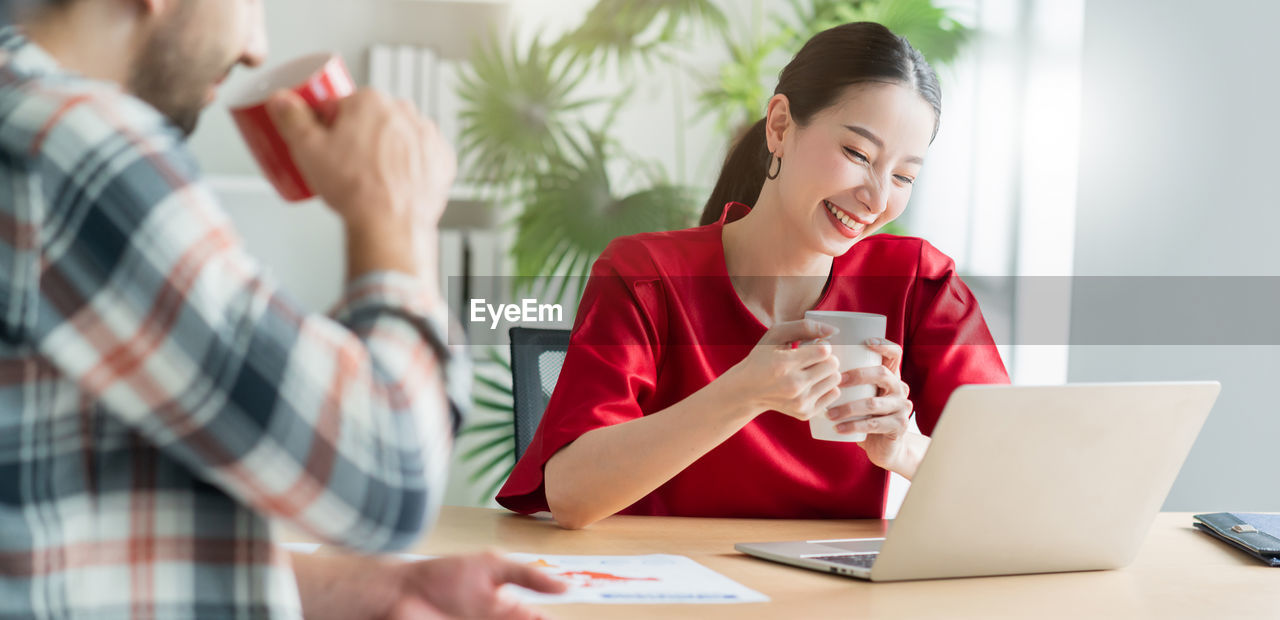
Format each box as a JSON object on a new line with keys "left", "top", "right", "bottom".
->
{"left": 125, "top": 15, "right": 228, "bottom": 137}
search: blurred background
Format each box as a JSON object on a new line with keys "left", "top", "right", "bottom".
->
{"left": 5, "top": 0, "right": 1277, "bottom": 514}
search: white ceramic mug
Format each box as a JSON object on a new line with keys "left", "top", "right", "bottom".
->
{"left": 804, "top": 311, "right": 886, "bottom": 442}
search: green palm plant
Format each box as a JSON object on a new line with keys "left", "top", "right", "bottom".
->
{"left": 698, "top": 0, "right": 972, "bottom": 136}
{"left": 457, "top": 347, "right": 517, "bottom": 503}
{"left": 697, "top": 27, "right": 792, "bottom": 135}
{"left": 512, "top": 129, "right": 697, "bottom": 302}
{"left": 557, "top": 0, "right": 729, "bottom": 69}
{"left": 788, "top": 0, "right": 972, "bottom": 64}
{"left": 455, "top": 33, "right": 598, "bottom": 190}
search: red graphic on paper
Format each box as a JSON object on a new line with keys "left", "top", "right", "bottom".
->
{"left": 556, "top": 570, "right": 660, "bottom": 587}
{"left": 525, "top": 557, "right": 660, "bottom": 588}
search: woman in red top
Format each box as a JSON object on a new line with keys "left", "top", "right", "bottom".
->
{"left": 497, "top": 22, "right": 1009, "bottom": 528}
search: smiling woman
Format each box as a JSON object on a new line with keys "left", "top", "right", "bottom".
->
{"left": 701, "top": 21, "right": 940, "bottom": 229}
{"left": 496, "top": 22, "right": 1010, "bottom": 530}
{"left": 746, "top": 81, "right": 935, "bottom": 256}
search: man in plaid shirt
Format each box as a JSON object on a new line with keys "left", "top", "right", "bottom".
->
{"left": 0, "top": 0, "right": 563, "bottom": 618}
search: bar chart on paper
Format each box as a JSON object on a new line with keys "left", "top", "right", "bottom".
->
{"left": 283, "top": 544, "right": 767, "bottom": 604}
{"left": 502, "top": 554, "right": 769, "bottom": 605}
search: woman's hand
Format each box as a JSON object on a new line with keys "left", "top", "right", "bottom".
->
{"left": 825, "top": 338, "right": 920, "bottom": 474}
{"left": 722, "top": 319, "right": 845, "bottom": 422}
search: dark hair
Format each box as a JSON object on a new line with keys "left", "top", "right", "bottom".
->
{"left": 700, "top": 22, "right": 941, "bottom": 226}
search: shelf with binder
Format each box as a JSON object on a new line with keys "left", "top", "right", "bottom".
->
{"left": 367, "top": 44, "right": 471, "bottom": 181}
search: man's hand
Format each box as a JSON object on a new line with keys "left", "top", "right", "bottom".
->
{"left": 267, "top": 88, "right": 456, "bottom": 281}
{"left": 387, "top": 551, "right": 569, "bottom": 619}
{"left": 294, "top": 550, "right": 567, "bottom": 620}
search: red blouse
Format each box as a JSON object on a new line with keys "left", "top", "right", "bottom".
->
{"left": 496, "top": 204, "right": 1010, "bottom": 519}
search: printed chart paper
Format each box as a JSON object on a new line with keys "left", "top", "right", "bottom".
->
{"left": 502, "top": 553, "right": 769, "bottom": 605}
{"left": 281, "top": 545, "right": 767, "bottom": 605}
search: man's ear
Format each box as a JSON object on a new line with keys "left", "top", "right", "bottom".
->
{"left": 764, "top": 94, "right": 792, "bottom": 157}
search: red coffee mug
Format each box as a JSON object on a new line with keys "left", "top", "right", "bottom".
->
{"left": 228, "top": 53, "right": 354, "bottom": 202}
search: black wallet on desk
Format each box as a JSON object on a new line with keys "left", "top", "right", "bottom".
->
{"left": 1193, "top": 513, "right": 1280, "bottom": 567}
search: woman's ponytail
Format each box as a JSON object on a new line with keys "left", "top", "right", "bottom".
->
{"left": 699, "top": 118, "right": 770, "bottom": 226}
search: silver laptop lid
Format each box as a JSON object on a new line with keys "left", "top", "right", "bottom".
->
{"left": 870, "top": 382, "right": 1219, "bottom": 581}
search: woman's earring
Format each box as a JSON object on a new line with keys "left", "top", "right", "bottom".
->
{"left": 766, "top": 153, "right": 783, "bottom": 180}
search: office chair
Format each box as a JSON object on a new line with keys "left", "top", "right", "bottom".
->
{"left": 508, "top": 327, "right": 571, "bottom": 461}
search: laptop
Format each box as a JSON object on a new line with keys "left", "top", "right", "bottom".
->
{"left": 735, "top": 382, "right": 1220, "bottom": 581}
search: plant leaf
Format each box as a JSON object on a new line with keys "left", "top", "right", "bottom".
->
{"left": 456, "top": 32, "right": 597, "bottom": 190}
{"left": 468, "top": 446, "right": 516, "bottom": 485}
{"left": 461, "top": 434, "right": 514, "bottom": 464}
{"left": 785, "top": 0, "right": 972, "bottom": 67}
{"left": 511, "top": 129, "right": 697, "bottom": 294}
{"left": 485, "top": 346, "right": 510, "bottom": 369}
{"left": 557, "top": 0, "right": 728, "bottom": 71}
{"left": 480, "top": 460, "right": 517, "bottom": 503}
{"left": 458, "top": 419, "right": 514, "bottom": 436}
{"left": 473, "top": 373, "right": 513, "bottom": 396}
{"left": 473, "top": 396, "right": 514, "bottom": 412}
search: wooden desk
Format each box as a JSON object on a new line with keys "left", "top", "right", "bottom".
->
{"left": 412, "top": 507, "right": 1277, "bottom": 619}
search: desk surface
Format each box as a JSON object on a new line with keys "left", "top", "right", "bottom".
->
{"left": 410, "top": 507, "right": 1277, "bottom": 619}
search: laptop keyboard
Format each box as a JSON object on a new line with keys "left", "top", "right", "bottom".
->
{"left": 810, "top": 553, "right": 878, "bottom": 569}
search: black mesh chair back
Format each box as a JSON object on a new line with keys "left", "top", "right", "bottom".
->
{"left": 509, "top": 327, "right": 571, "bottom": 461}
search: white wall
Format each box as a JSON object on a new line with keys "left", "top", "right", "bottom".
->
{"left": 1071, "top": 0, "right": 1280, "bottom": 510}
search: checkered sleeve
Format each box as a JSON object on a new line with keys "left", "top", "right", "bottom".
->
{"left": 25, "top": 90, "right": 465, "bottom": 552}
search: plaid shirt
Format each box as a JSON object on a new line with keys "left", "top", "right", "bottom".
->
{"left": 0, "top": 29, "right": 466, "bottom": 618}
